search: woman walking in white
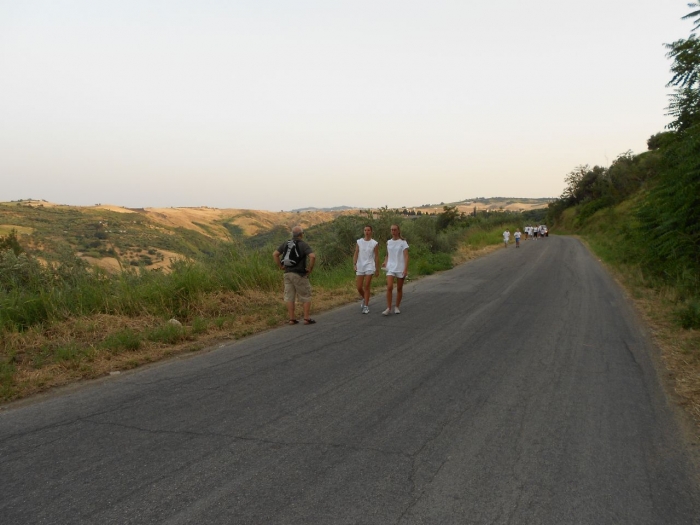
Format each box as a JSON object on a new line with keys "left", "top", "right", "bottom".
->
{"left": 353, "top": 225, "right": 379, "bottom": 314}
{"left": 382, "top": 224, "right": 409, "bottom": 316}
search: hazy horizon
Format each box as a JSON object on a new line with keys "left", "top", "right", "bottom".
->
{"left": 0, "top": 1, "right": 689, "bottom": 210}
{"left": 3, "top": 195, "right": 554, "bottom": 213}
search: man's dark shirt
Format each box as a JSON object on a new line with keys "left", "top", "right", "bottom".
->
{"left": 277, "top": 239, "right": 314, "bottom": 275}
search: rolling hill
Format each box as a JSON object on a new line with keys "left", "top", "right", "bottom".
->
{"left": 0, "top": 198, "right": 550, "bottom": 272}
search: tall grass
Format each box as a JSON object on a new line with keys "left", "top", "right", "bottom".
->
{"left": 0, "top": 243, "right": 281, "bottom": 330}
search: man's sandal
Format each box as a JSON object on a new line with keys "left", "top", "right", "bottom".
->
{"left": 303, "top": 319, "right": 316, "bottom": 325}
{"left": 288, "top": 319, "right": 299, "bottom": 325}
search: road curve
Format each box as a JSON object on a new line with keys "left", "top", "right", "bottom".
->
{"left": 1, "top": 236, "right": 699, "bottom": 524}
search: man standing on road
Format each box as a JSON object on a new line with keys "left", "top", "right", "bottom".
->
{"left": 273, "top": 226, "right": 316, "bottom": 325}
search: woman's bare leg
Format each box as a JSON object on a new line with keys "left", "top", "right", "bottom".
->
{"left": 355, "top": 275, "right": 365, "bottom": 302}
{"left": 363, "top": 275, "right": 373, "bottom": 306}
{"left": 386, "top": 275, "right": 394, "bottom": 309}
{"left": 396, "top": 278, "right": 405, "bottom": 308}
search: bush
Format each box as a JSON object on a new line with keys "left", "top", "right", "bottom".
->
{"left": 677, "top": 300, "right": 700, "bottom": 329}
{"left": 0, "top": 230, "right": 24, "bottom": 255}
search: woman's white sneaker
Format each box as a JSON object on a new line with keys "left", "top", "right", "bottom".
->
{"left": 393, "top": 307, "right": 401, "bottom": 314}
{"left": 362, "top": 306, "right": 370, "bottom": 314}
{"left": 382, "top": 308, "right": 391, "bottom": 316}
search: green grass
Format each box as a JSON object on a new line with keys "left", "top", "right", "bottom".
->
{"left": 102, "top": 329, "right": 142, "bottom": 352}
{"left": 191, "top": 317, "right": 208, "bottom": 335}
{"left": 464, "top": 227, "right": 504, "bottom": 248}
{"left": 415, "top": 252, "right": 453, "bottom": 275}
{"left": 0, "top": 359, "right": 15, "bottom": 398}
{"left": 54, "top": 343, "right": 92, "bottom": 365}
{"left": 147, "top": 323, "right": 186, "bottom": 345}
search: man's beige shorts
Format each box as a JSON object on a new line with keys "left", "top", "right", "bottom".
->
{"left": 283, "top": 272, "right": 312, "bottom": 303}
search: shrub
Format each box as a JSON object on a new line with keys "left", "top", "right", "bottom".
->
{"left": 677, "top": 300, "right": 700, "bottom": 329}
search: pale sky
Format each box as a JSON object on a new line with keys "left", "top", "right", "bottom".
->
{"left": 0, "top": 1, "right": 691, "bottom": 211}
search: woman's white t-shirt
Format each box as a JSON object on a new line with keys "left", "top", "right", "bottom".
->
{"left": 356, "top": 238, "right": 378, "bottom": 272}
{"left": 385, "top": 239, "right": 409, "bottom": 273}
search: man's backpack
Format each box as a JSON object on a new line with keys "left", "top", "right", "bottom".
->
{"left": 281, "top": 239, "right": 302, "bottom": 267}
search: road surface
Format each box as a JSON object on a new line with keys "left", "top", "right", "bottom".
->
{"left": 1, "top": 235, "right": 699, "bottom": 524}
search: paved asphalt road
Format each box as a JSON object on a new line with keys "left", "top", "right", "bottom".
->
{"left": 2, "top": 236, "right": 700, "bottom": 524}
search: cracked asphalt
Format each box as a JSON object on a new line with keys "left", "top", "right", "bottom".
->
{"left": 1, "top": 236, "right": 700, "bottom": 524}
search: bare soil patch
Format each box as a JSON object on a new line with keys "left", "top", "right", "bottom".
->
{"left": 80, "top": 256, "right": 122, "bottom": 272}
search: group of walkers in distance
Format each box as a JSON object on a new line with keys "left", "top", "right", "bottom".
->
{"left": 525, "top": 225, "right": 548, "bottom": 240}
{"left": 273, "top": 224, "right": 409, "bottom": 325}
{"left": 502, "top": 225, "right": 548, "bottom": 248}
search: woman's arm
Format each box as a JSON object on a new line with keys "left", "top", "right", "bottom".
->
{"left": 374, "top": 244, "right": 380, "bottom": 276}
{"left": 353, "top": 243, "right": 359, "bottom": 270}
{"left": 403, "top": 248, "right": 409, "bottom": 278}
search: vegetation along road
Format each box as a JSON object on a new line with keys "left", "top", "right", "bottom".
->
{"left": 1, "top": 235, "right": 699, "bottom": 524}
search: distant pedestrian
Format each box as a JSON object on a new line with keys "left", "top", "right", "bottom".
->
{"left": 353, "top": 225, "right": 379, "bottom": 314}
{"left": 273, "top": 226, "right": 316, "bottom": 325}
{"left": 382, "top": 224, "right": 409, "bottom": 315}
{"left": 503, "top": 229, "right": 510, "bottom": 247}
{"left": 514, "top": 229, "right": 521, "bottom": 248}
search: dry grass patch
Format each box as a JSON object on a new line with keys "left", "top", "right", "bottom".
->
{"left": 0, "top": 286, "right": 359, "bottom": 402}
{"left": 0, "top": 224, "right": 34, "bottom": 236}
{"left": 629, "top": 289, "right": 700, "bottom": 429}
{"left": 141, "top": 207, "right": 349, "bottom": 238}
{"left": 452, "top": 244, "right": 502, "bottom": 265}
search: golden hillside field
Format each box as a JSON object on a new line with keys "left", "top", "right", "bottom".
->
{"left": 0, "top": 200, "right": 357, "bottom": 272}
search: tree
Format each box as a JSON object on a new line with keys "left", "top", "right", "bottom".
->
{"left": 635, "top": 9, "right": 700, "bottom": 291}
{"left": 647, "top": 131, "right": 675, "bottom": 150}
{"left": 436, "top": 206, "right": 462, "bottom": 231}
{"left": 682, "top": 2, "right": 700, "bottom": 32}
{"left": 666, "top": 36, "right": 700, "bottom": 89}
{"left": 0, "top": 229, "right": 24, "bottom": 255}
